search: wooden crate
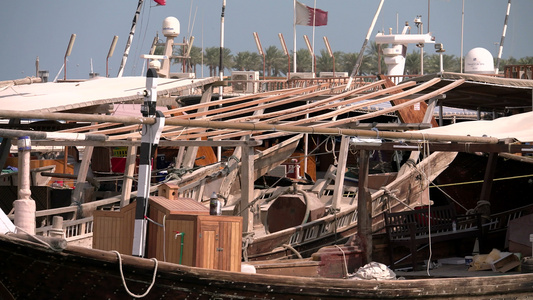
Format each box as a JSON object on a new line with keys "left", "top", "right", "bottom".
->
{"left": 147, "top": 214, "right": 242, "bottom": 272}
{"left": 92, "top": 202, "right": 136, "bottom": 255}
{"left": 147, "top": 197, "right": 241, "bottom": 271}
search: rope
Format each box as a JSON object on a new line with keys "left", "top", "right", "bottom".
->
{"left": 241, "top": 232, "right": 255, "bottom": 262}
{"left": 282, "top": 244, "right": 303, "bottom": 259}
{"left": 112, "top": 250, "right": 158, "bottom": 298}
{"left": 379, "top": 187, "right": 414, "bottom": 211}
{"left": 143, "top": 214, "right": 168, "bottom": 262}
{"left": 421, "top": 136, "right": 433, "bottom": 277}
{"left": 334, "top": 245, "right": 349, "bottom": 278}
{"left": 429, "top": 173, "right": 533, "bottom": 188}
{"left": 428, "top": 181, "right": 469, "bottom": 212}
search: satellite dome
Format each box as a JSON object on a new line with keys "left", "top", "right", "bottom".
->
{"left": 162, "top": 17, "right": 180, "bottom": 37}
{"left": 464, "top": 48, "right": 494, "bottom": 74}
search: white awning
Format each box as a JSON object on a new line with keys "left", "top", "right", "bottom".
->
{"left": 0, "top": 76, "right": 215, "bottom": 113}
{"left": 419, "top": 111, "right": 533, "bottom": 143}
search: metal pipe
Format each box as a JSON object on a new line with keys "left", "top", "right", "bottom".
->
{"left": 107, "top": 36, "right": 119, "bottom": 77}
{"left": 64, "top": 34, "right": 76, "bottom": 80}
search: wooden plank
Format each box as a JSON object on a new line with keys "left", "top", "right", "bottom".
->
{"left": 181, "top": 85, "right": 213, "bottom": 168}
{"left": 331, "top": 135, "right": 350, "bottom": 211}
{"left": 240, "top": 138, "right": 255, "bottom": 233}
{"left": 379, "top": 74, "right": 439, "bottom": 127}
{"left": 357, "top": 149, "right": 372, "bottom": 264}
{"left": 180, "top": 80, "right": 417, "bottom": 141}
{"left": 120, "top": 140, "right": 137, "bottom": 207}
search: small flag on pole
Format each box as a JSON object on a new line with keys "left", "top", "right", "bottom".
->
{"left": 295, "top": 1, "right": 328, "bottom": 26}
{"left": 154, "top": 0, "right": 166, "bottom": 5}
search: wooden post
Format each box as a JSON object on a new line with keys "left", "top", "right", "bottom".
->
{"left": 14, "top": 136, "right": 35, "bottom": 235}
{"left": 219, "top": 105, "right": 265, "bottom": 201}
{"left": 480, "top": 152, "right": 497, "bottom": 205}
{"left": 331, "top": 135, "right": 350, "bottom": 211}
{"left": 181, "top": 85, "right": 213, "bottom": 168}
{"left": 121, "top": 139, "right": 137, "bottom": 207}
{"left": 239, "top": 136, "right": 254, "bottom": 233}
{"left": 71, "top": 146, "right": 94, "bottom": 207}
{"left": 50, "top": 216, "right": 64, "bottom": 238}
{"left": 357, "top": 149, "right": 372, "bottom": 264}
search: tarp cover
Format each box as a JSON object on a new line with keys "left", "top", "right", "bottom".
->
{"left": 0, "top": 76, "right": 215, "bottom": 113}
{"left": 419, "top": 111, "right": 533, "bottom": 142}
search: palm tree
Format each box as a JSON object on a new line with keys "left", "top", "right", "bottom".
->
{"left": 221, "top": 48, "right": 234, "bottom": 73}
{"left": 316, "top": 49, "right": 334, "bottom": 73}
{"left": 173, "top": 45, "right": 203, "bottom": 74}
{"left": 425, "top": 53, "right": 460, "bottom": 73}
{"left": 204, "top": 47, "right": 234, "bottom": 76}
{"left": 264, "top": 46, "right": 285, "bottom": 77}
{"left": 404, "top": 50, "right": 422, "bottom": 75}
{"left": 188, "top": 46, "right": 203, "bottom": 74}
{"left": 364, "top": 41, "right": 386, "bottom": 75}
{"left": 295, "top": 49, "right": 312, "bottom": 72}
{"left": 233, "top": 51, "right": 262, "bottom": 71}
{"left": 204, "top": 47, "right": 220, "bottom": 76}
{"left": 518, "top": 57, "right": 533, "bottom": 65}
{"left": 339, "top": 52, "right": 358, "bottom": 74}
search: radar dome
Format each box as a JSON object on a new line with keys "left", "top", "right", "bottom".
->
{"left": 464, "top": 47, "right": 494, "bottom": 74}
{"left": 162, "top": 17, "right": 180, "bottom": 37}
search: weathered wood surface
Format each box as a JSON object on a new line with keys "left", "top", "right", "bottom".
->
{"left": 379, "top": 74, "right": 439, "bottom": 127}
{"left": 1, "top": 233, "right": 533, "bottom": 299}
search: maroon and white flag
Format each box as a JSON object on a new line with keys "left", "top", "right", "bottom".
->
{"left": 295, "top": 1, "right": 328, "bottom": 26}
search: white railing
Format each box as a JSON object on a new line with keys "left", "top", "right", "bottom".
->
{"left": 35, "top": 216, "right": 94, "bottom": 241}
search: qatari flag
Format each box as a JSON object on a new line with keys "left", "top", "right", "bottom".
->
{"left": 295, "top": 1, "right": 328, "bottom": 26}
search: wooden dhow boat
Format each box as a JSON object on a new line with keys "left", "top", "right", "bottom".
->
{"left": 1, "top": 233, "right": 532, "bottom": 299}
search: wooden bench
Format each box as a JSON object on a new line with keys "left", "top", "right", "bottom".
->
{"left": 384, "top": 205, "right": 482, "bottom": 270}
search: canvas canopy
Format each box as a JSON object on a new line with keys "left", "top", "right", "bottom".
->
{"left": 0, "top": 76, "right": 215, "bottom": 113}
{"left": 419, "top": 111, "right": 533, "bottom": 143}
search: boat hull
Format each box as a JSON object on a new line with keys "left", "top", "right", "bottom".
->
{"left": 1, "top": 234, "right": 533, "bottom": 299}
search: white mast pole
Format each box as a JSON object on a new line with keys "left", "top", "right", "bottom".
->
{"left": 346, "top": 0, "right": 384, "bottom": 91}
{"left": 460, "top": 0, "right": 464, "bottom": 73}
{"left": 219, "top": 0, "right": 226, "bottom": 101}
{"left": 117, "top": 0, "right": 144, "bottom": 77}
{"left": 495, "top": 0, "right": 511, "bottom": 74}
{"left": 293, "top": 0, "right": 297, "bottom": 73}
{"left": 311, "top": 0, "right": 317, "bottom": 74}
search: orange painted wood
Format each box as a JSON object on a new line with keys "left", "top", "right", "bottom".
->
{"left": 379, "top": 75, "right": 439, "bottom": 127}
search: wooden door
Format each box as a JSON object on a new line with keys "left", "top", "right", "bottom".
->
{"left": 197, "top": 218, "right": 242, "bottom": 271}
{"left": 218, "top": 219, "right": 242, "bottom": 271}
{"left": 198, "top": 220, "right": 220, "bottom": 269}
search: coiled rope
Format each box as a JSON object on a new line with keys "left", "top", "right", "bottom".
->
{"left": 112, "top": 250, "right": 158, "bottom": 298}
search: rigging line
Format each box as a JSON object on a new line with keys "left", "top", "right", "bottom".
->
{"left": 429, "top": 173, "right": 533, "bottom": 188}
{"left": 187, "top": 0, "right": 194, "bottom": 38}
{"left": 132, "top": 3, "right": 153, "bottom": 76}
{"left": 429, "top": 180, "right": 469, "bottom": 212}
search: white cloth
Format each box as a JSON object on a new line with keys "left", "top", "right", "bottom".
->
{"left": 350, "top": 262, "right": 396, "bottom": 280}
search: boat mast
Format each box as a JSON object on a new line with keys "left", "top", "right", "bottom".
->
{"left": 346, "top": 0, "right": 384, "bottom": 90}
{"left": 218, "top": 0, "right": 226, "bottom": 101}
{"left": 117, "top": 0, "right": 144, "bottom": 77}
{"left": 132, "top": 68, "right": 165, "bottom": 257}
{"left": 495, "top": 0, "right": 511, "bottom": 74}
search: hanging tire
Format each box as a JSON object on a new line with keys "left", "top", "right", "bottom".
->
{"left": 522, "top": 256, "right": 533, "bottom": 273}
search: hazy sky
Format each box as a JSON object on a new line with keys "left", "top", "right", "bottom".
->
{"left": 1, "top": 0, "right": 532, "bottom": 81}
